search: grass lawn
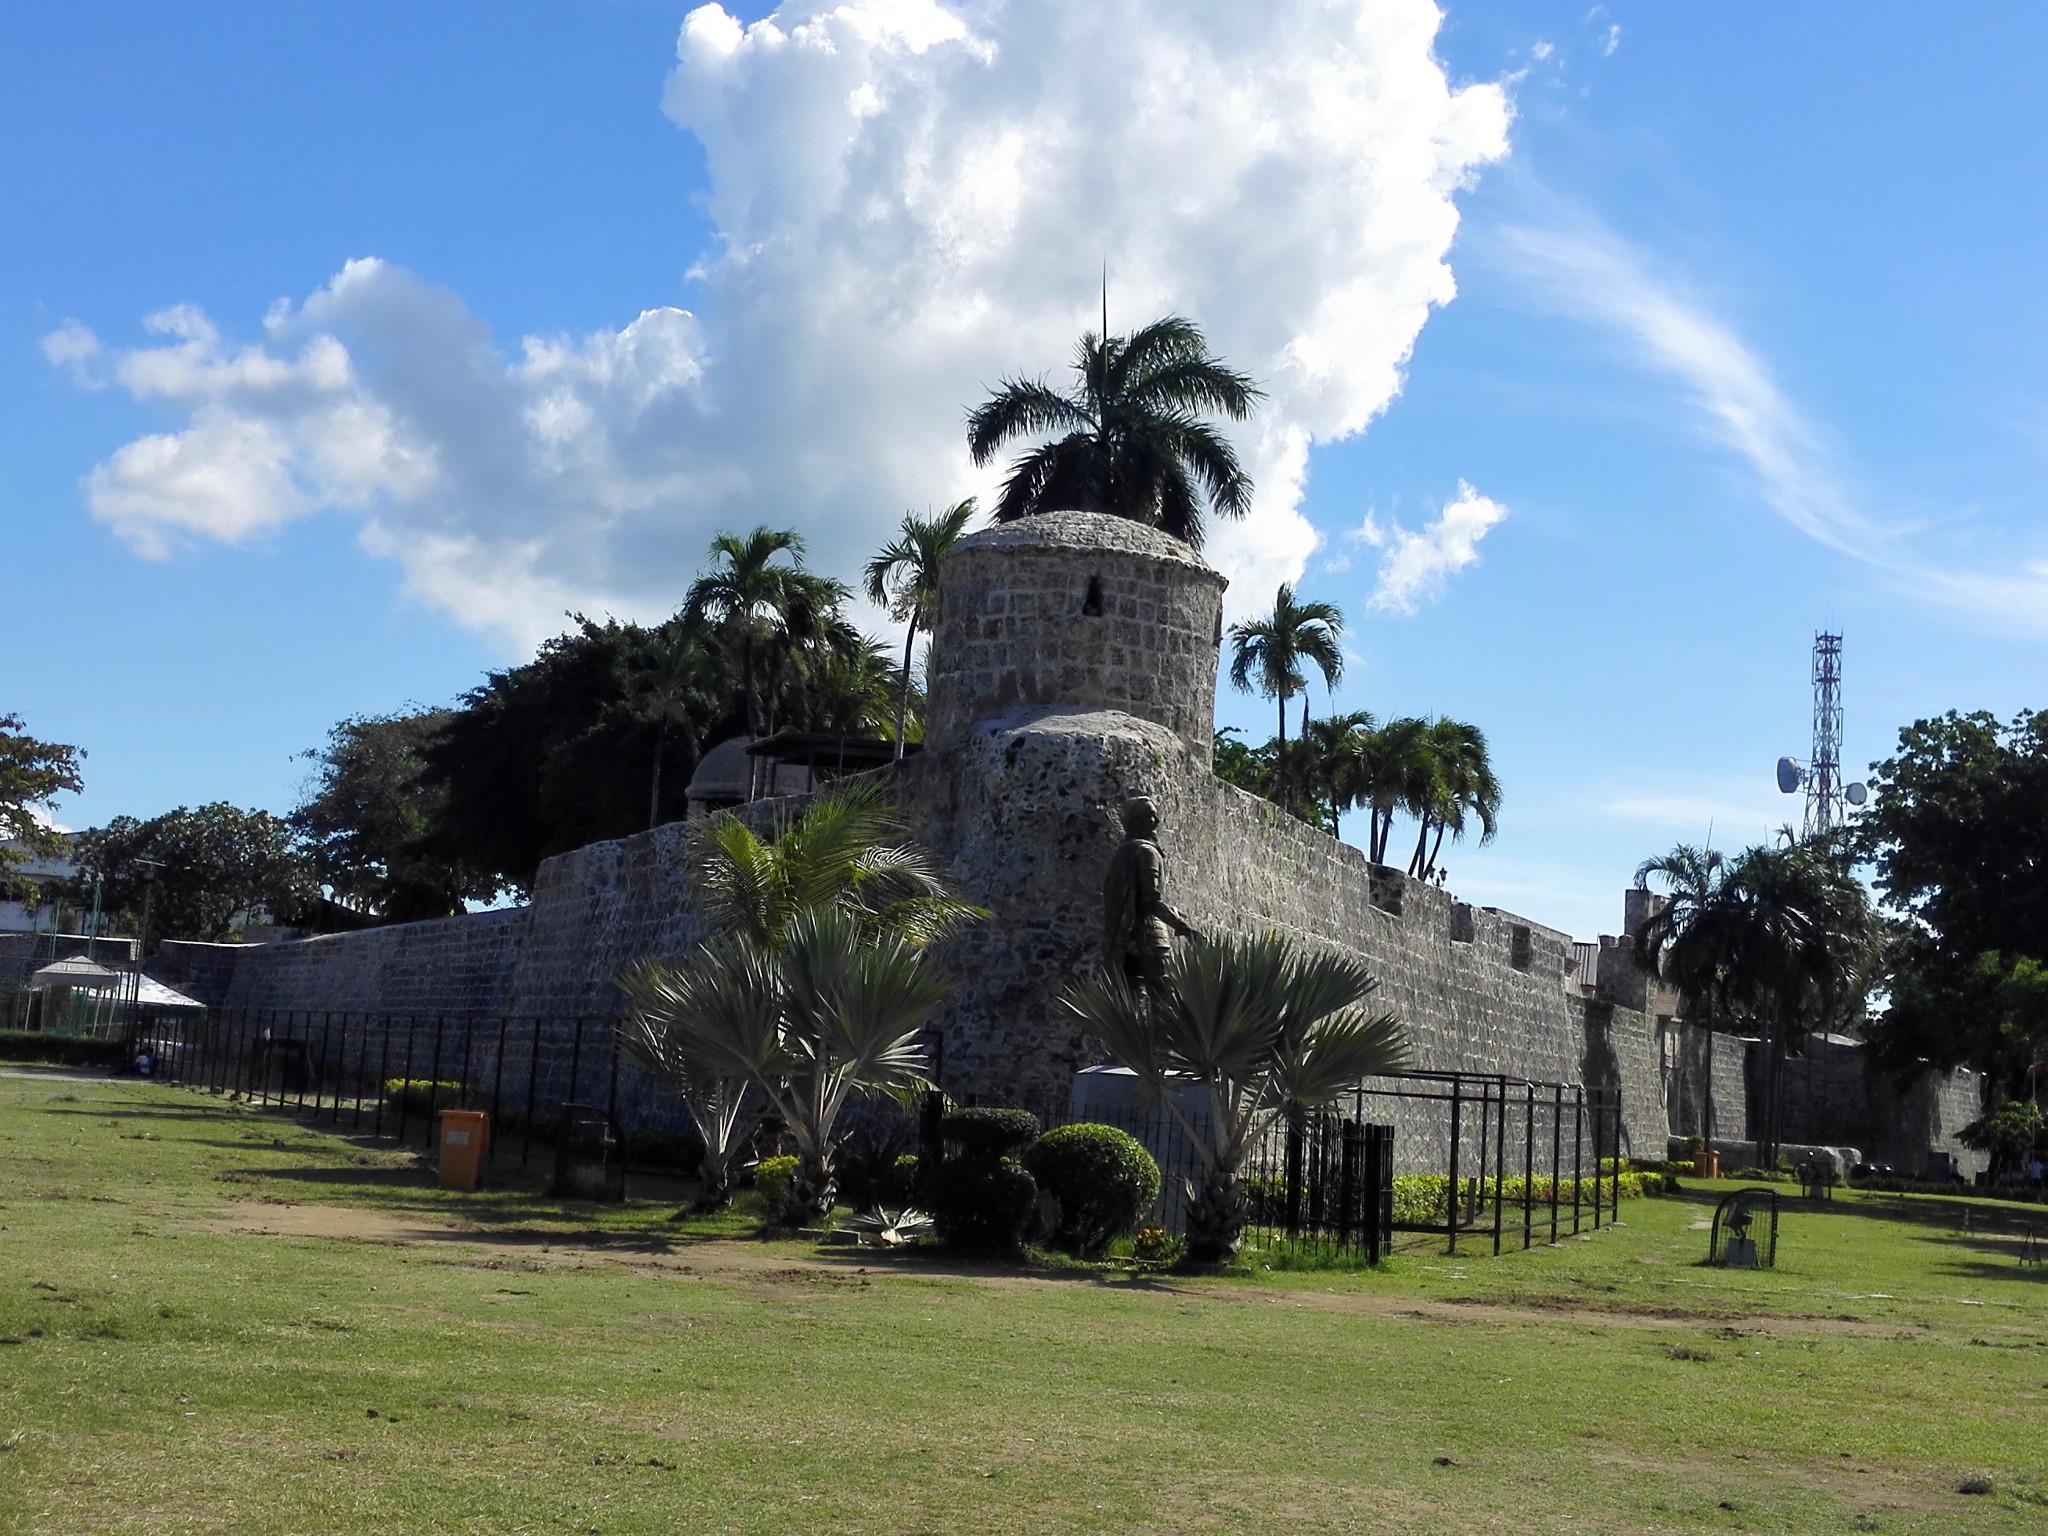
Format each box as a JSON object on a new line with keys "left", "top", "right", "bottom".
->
{"left": 2, "top": 1068, "right": 2044, "bottom": 1534}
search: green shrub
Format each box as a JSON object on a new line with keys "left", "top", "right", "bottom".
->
{"left": 1131, "top": 1225, "right": 1183, "bottom": 1265}
{"left": 1387, "top": 1168, "right": 1665, "bottom": 1224}
{"left": 886, "top": 1153, "right": 921, "bottom": 1207}
{"left": 0, "top": 1030, "right": 127, "bottom": 1069}
{"left": 1026, "top": 1123, "right": 1161, "bottom": 1256}
{"left": 940, "top": 1107, "right": 1041, "bottom": 1159}
{"left": 380, "top": 1078, "right": 464, "bottom": 1117}
{"left": 752, "top": 1154, "right": 800, "bottom": 1216}
{"left": 930, "top": 1155, "right": 1040, "bottom": 1253}
{"left": 622, "top": 1125, "right": 705, "bottom": 1173}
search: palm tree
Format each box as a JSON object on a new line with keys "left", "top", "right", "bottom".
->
{"left": 1351, "top": 716, "right": 1432, "bottom": 866}
{"left": 1227, "top": 585, "right": 1344, "bottom": 818}
{"left": 757, "top": 569, "right": 853, "bottom": 738}
{"left": 1062, "top": 932, "right": 1410, "bottom": 1262}
{"left": 1634, "top": 833, "right": 1877, "bottom": 1162}
{"left": 1633, "top": 843, "right": 1735, "bottom": 1142}
{"left": 796, "top": 633, "right": 905, "bottom": 739}
{"left": 864, "top": 500, "right": 977, "bottom": 759}
{"left": 1406, "top": 718, "right": 1501, "bottom": 881}
{"left": 690, "top": 783, "right": 984, "bottom": 953}
{"left": 1303, "top": 711, "right": 1375, "bottom": 840}
{"left": 620, "top": 909, "right": 949, "bottom": 1222}
{"left": 966, "top": 315, "right": 1262, "bottom": 547}
{"left": 684, "top": 526, "right": 807, "bottom": 738}
{"left": 1717, "top": 834, "right": 1877, "bottom": 1163}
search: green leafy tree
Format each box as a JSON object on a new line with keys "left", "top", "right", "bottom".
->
{"left": 71, "top": 804, "right": 315, "bottom": 945}
{"left": 1061, "top": 933, "right": 1410, "bottom": 1262}
{"left": 627, "top": 632, "right": 716, "bottom": 831}
{"left": 1211, "top": 727, "right": 1273, "bottom": 800}
{"left": 0, "top": 714, "right": 85, "bottom": 905}
{"left": 864, "top": 500, "right": 977, "bottom": 758}
{"left": 1227, "top": 585, "right": 1344, "bottom": 818}
{"left": 291, "top": 712, "right": 497, "bottom": 921}
{"left": 967, "top": 316, "right": 1262, "bottom": 547}
{"left": 1958, "top": 1098, "right": 2044, "bottom": 1180}
{"left": 1856, "top": 708, "right": 2048, "bottom": 1089}
{"left": 420, "top": 615, "right": 732, "bottom": 891}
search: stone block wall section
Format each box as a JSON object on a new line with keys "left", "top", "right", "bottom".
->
{"left": 144, "top": 510, "right": 1984, "bottom": 1179}
{"left": 924, "top": 512, "right": 1228, "bottom": 758}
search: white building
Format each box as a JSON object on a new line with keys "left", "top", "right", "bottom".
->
{"left": 0, "top": 837, "right": 80, "bottom": 935}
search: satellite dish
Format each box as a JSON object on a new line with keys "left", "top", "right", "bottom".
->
{"left": 1845, "top": 781, "right": 1868, "bottom": 806}
{"left": 1776, "top": 757, "right": 1803, "bottom": 794}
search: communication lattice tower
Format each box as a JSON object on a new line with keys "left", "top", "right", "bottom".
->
{"left": 1804, "top": 632, "right": 1844, "bottom": 836}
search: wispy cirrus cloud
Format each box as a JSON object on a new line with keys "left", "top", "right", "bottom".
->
{"left": 1494, "top": 211, "right": 2048, "bottom": 636}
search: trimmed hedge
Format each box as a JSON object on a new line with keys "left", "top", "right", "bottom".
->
{"left": 1389, "top": 1169, "right": 1668, "bottom": 1225}
{"left": 1026, "top": 1123, "right": 1160, "bottom": 1256}
{"left": 0, "top": 1030, "right": 127, "bottom": 1069}
{"left": 941, "top": 1107, "right": 1041, "bottom": 1159}
{"left": 381, "top": 1078, "right": 465, "bottom": 1117}
{"left": 930, "top": 1156, "right": 1039, "bottom": 1252}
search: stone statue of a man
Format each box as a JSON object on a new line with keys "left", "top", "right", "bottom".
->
{"left": 1102, "top": 794, "right": 1200, "bottom": 995}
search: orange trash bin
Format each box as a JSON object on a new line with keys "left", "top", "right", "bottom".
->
{"left": 437, "top": 1109, "right": 490, "bottom": 1191}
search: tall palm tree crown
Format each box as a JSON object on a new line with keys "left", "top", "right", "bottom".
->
{"left": 683, "top": 526, "right": 808, "bottom": 738}
{"left": 1227, "top": 584, "right": 1344, "bottom": 815}
{"left": 1406, "top": 717, "right": 1501, "bottom": 882}
{"left": 864, "top": 500, "right": 978, "bottom": 759}
{"left": 1634, "top": 832, "right": 1877, "bottom": 1161}
{"left": 966, "top": 315, "right": 1262, "bottom": 548}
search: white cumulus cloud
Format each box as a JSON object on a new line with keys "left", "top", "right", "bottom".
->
{"left": 49, "top": 0, "right": 1512, "bottom": 650}
{"left": 1352, "top": 481, "right": 1509, "bottom": 614}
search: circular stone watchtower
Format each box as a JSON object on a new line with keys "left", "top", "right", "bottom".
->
{"left": 924, "top": 511, "right": 1227, "bottom": 759}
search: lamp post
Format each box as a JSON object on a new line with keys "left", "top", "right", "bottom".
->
{"left": 79, "top": 867, "right": 104, "bottom": 963}
{"left": 127, "top": 858, "right": 163, "bottom": 1033}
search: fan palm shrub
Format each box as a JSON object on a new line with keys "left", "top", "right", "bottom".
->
{"left": 620, "top": 908, "right": 950, "bottom": 1223}
{"left": 966, "top": 315, "right": 1261, "bottom": 547}
{"left": 690, "top": 783, "right": 984, "bottom": 951}
{"left": 1061, "top": 933, "right": 1410, "bottom": 1262}
{"left": 622, "top": 786, "right": 980, "bottom": 1213}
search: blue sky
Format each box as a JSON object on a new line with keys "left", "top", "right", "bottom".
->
{"left": 6, "top": 2, "right": 2044, "bottom": 941}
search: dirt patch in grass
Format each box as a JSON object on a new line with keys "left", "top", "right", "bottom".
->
{"left": 195, "top": 1199, "right": 1918, "bottom": 1337}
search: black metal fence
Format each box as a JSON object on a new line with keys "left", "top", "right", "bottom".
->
{"left": 1347, "top": 1070, "right": 1623, "bottom": 1256}
{"left": 139, "top": 1006, "right": 662, "bottom": 1171}
{"left": 975, "top": 1067, "right": 1621, "bottom": 1260}
{"left": 137, "top": 1007, "right": 1621, "bottom": 1261}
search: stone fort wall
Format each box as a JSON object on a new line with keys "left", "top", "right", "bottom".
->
{"left": 145, "top": 512, "right": 1983, "bottom": 1175}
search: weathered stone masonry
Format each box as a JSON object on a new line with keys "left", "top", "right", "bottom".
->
{"left": 158, "top": 512, "right": 1983, "bottom": 1172}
